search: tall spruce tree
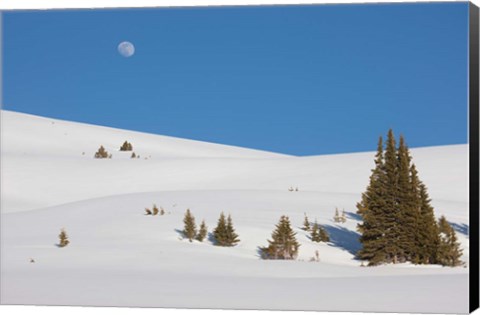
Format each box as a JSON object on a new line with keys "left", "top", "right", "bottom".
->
{"left": 261, "top": 215, "right": 300, "bottom": 260}
{"left": 183, "top": 209, "right": 197, "bottom": 242}
{"left": 357, "top": 136, "right": 389, "bottom": 265}
{"left": 413, "top": 167, "right": 440, "bottom": 264}
{"left": 396, "top": 136, "right": 418, "bottom": 262}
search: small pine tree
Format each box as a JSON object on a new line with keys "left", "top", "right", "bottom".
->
{"left": 213, "top": 212, "right": 228, "bottom": 245}
{"left": 437, "top": 216, "right": 463, "bottom": 267}
{"left": 58, "top": 228, "right": 70, "bottom": 247}
{"left": 131, "top": 152, "right": 136, "bottom": 158}
{"left": 160, "top": 207, "right": 165, "bottom": 216}
{"left": 152, "top": 204, "right": 159, "bottom": 216}
{"left": 145, "top": 208, "right": 152, "bottom": 215}
{"left": 261, "top": 215, "right": 300, "bottom": 260}
{"left": 183, "top": 209, "right": 197, "bottom": 242}
{"left": 340, "top": 209, "right": 347, "bottom": 223}
{"left": 302, "top": 214, "right": 311, "bottom": 231}
{"left": 319, "top": 225, "right": 330, "bottom": 242}
{"left": 196, "top": 220, "right": 208, "bottom": 242}
{"left": 226, "top": 215, "right": 240, "bottom": 246}
{"left": 333, "top": 208, "right": 341, "bottom": 223}
{"left": 310, "top": 221, "right": 321, "bottom": 242}
{"left": 120, "top": 141, "right": 133, "bottom": 151}
{"left": 94, "top": 145, "right": 109, "bottom": 159}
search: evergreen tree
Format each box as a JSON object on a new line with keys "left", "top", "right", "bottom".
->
{"left": 131, "top": 152, "right": 137, "bottom": 158}
{"left": 333, "top": 208, "right": 341, "bottom": 223}
{"left": 226, "top": 215, "right": 240, "bottom": 246}
{"left": 310, "top": 221, "right": 321, "bottom": 242}
{"left": 340, "top": 209, "right": 347, "bottom": 223}
{"left": 152, "top": 204, "right": 159, "bottom": 216}
{"left": 357, "top": 136, "right": 389, "bottom": 265}
{"left": 213, "top": 212, "right": 228, "bottom": 245}
{"left": 120, "top": 141, "right": 133, "bottom": 151}
{"left": 437, "top": 216, "right": 463, "bottom": 266}
{"left": 396, "top": 135, "right": 418, "bottom": 262}
{"left": 94, "top": 145, "right": 109, "bottom": 159}
{"left": 182, "top": 209, "right": 197, "bottom": 242}
{"left": 160, "top": 207, "right": 165, "bottom": 216}
{"left": 319, "top": 225, "right": 330, "bottom": 242}
{"left": 145, "top": 208, "right": 152, "bottom": 215}
{"left": 196, "top": 220, "right": 208, "bottom": 242}
{"left": 58, "top": 228, "right": 70, "bottom": 247}
{"left": 357, "top": 130, "right": 461, "bottom": 266}
{"left": 261, "top": 216, "right": 300, "bottom": 260}
{"left": 302, "top": 214, "right": 311, "bottom": 231}
{"left": 382, "top": 129, "right": 404, "bottom": 263}
{"left": 413, "top": 166, "right": 440, "bottom": 264}
{"left": 213, "top": 212, "right": 239, "bottom": 246}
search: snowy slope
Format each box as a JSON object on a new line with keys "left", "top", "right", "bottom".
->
{"left": 0, "top": 110, "right": 470, "bottom": 313}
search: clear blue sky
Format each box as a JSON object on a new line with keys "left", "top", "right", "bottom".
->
{"left": 2, "top": 2, "right": 469, "bottom": 156}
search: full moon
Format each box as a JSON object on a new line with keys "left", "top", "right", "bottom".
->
{"left": 117, "top": 41, "right": 135, "bottom": 58}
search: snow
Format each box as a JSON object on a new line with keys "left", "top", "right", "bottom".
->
{"left": 0, "top": 110, "right": 470, "bottom": 313}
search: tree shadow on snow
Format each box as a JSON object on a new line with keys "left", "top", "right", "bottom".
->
{"left": 448, "top": 222, "right": 469, "bottom": 237}
{"left": 324, "top": 225, "right": 361, "bottom": 256}
{"left": 345, "top": 211, "right": 362, "bottom": 221}
{"left": 174, "top": 229, "right": 186, "bottom": 240}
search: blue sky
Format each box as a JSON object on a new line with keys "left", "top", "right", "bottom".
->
{"left": 2, "top": 3, "right": 469, "bottom": 156}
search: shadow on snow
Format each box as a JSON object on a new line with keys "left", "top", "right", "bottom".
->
{"left": 324, "top": 225, "right": 361, "bottom": 256}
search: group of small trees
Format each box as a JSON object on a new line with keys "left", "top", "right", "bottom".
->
{"left": 94, "top": 145, "right": 111, "bottom": 159}
{"left": 212, "top": 212, "right": 240, "bottom": 246}
{"left": 302, "top": 214, "right": 330, "bottom": 243}
{"left": 288, "top": 187, "right": 299, "bottom": 192}
{"left": 357, "top": 130, "right": 463, "bottom": 267}
{"left": 120, "top": 141, "right": 133, "bottom": 151}
{"left": 145, "top": 204, "right": 165, "bottom": 216}
{"left": 93, "top": 141, "right": 134, "bottom": 159}
{"left": 333, "top": 208, "right": 347, "bottom": 223}
{"left": 183, "top": 210, "right": 239, "bottom": 245}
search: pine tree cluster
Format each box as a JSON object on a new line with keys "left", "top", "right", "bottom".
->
{"left": 357, "top": 130, "right": 462, "bottom": 266}
{"left": 120, "top": 141, "right": 133, "bottom": 151}
{"left": 310, "top": 221, "right": 329, "bottom": 243}
{"left": 213, "top": 212, "right": 240, "bottom": 246}
{"left": 94, "top": 145, "right": 110, "bottom": 159}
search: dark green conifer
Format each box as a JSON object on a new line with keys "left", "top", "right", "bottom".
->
{"left": 310, "top": 221, "right": 321, "bottom": 242}
{"left": 182, "top": 209, "right": 197, "bottom": 242}
{"left": 226, "top": 215, "right": 240, "bottom": 246}
{"left": 261, "top": 215, "right": 300, "bottom": 260}
{"left": 302, "top": 214, "right": 311, "bottom": 231}
{"left": 319, "top": 225, "right": 330, "bottom": 242}
{"left": 437, "top": 216, "right": 463, "bottom": 267}
{"left": 120, "top": 141, "right": 133, "bottom": 151}
{"left": 196, "top": 220, "right": 208, "bottom": 242}
{"left": 58, "top": 228, "right": 70, "bottom": 247}
{"left": 357, "top": 136, "right": 389, "bottom": 265}
{"left": 94, "top": 145, "right": 109, "bottom": 159}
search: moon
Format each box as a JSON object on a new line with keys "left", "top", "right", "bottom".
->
{"left": 118, "top": 41, "right": 135, "bottom": 58}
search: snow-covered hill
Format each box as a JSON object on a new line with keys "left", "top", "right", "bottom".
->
{"left": 0, "top": 110, "right": 470, "bottom": 313}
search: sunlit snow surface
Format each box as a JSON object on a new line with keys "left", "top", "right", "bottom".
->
{"left": 0, "top": 110, "right": 469, "bottom": 313}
